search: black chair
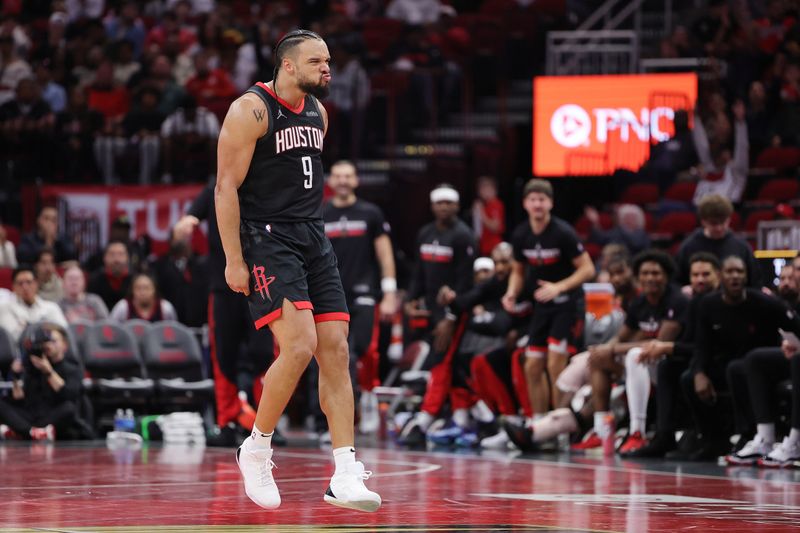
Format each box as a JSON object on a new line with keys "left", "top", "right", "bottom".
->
{"left": 68, "top": 319, "right": 94, "bottom": 363}
{"left": 83, "top": 320, "right": 154, "bottom": 401}
{"left": 141, "top": 321, "right": 214, "bottom": 407}
{"left": 123, "top": 319, "right": 153, "bottom": 356}
{"left": 0, "top": 325, "right": 18, "bottom": 393}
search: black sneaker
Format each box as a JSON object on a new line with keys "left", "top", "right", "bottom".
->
{"left": 665, "top": 429, "right": 700, "bottom": 460}
{"left": 502, "top": 418, "right": 536, "bottom": 453}
{"left": 623, "top": 432, "right": 676, "bottom": 458}
{"left": 397, "top": 421, "right": 426, "bottom": 447}
{"left": 688, "top": 437, "right": 731, "bottom": 461}
{"left": 207, "top": 423, "right": 239, "bottom": 447}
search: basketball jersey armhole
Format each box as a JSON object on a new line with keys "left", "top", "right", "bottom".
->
{"left": 245, "top": 86, "right": 276, "bottom": 139}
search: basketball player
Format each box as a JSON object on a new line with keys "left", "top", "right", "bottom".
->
{"left": 502, "top": 179, "right": 595, "bottom": 417}
{"left": 215, "top": 29, "right": 380, "bottom": 512}
{"left": 319, "top": 160, "right": 397, "bottom": 435}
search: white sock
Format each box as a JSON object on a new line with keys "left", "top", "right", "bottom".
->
{"left": 452, "top": 408, "right": 470, "bottom": 428}
{"left": 625, "top": 348, "right": 649, "bottom": 435}
{"left": 756, "top": 423, "right": 775, "bottom": 444}
{"left": 594, "top": 411, "right": 610, "bottom": 434}
{"left": 416, "top": 411, "right": 434, "bottom": 431}
{"left": 788, "top": 428, "right": 800, "bottom": 445}
{"left": 333, "top": 446, "right": 356, "bottom": 474}
{"left": 250, "top": 424, "right": 273, "bottom": 450}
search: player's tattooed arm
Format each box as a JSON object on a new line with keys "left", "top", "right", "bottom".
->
{"left": 253, "top": 108, "right": 266, "bottom": 122}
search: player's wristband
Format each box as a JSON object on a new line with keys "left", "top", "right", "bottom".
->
{"left": 381, "top": 277, "right": 397, "bottom": 293}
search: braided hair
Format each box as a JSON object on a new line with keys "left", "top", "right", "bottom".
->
{"left": 272, "top": 29, "right": 323, "bottom": 98}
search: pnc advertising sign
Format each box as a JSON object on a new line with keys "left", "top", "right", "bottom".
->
{"left": 533, "top": 73, "right": 697, "bottom": 177}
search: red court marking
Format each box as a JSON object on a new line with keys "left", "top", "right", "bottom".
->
{"left": 1, "top": 444, "right": 799, "bottom": 532}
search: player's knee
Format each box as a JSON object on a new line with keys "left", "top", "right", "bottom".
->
{"left": 282, "top": 335, "right": 316, "bottom": 367}
{"left": 319, "top": 337, "right": 350, "bottom": 373}
{"left": 524, "top": 356, "right": 545, "bottom": 377}
{"left": 624, "top": 347, "right": 642, "bottom": 371}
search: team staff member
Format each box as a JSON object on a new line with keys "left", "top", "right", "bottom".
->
{"left": 685, "top": 256, "right": 800, "bottom": 461}
{"left": 319, "top": 160, "right": 397, "bottom": 435}
{"left": 175, "top": 184, "right": 278, "bottom": 445}
{"left": 502, "top": 179, "right": 595, "bottom": 416}
{"left": 397, "top": 184, "right": 477, "bottom": 446}
{"left": 215, "top": 29, "right": 380, "bottom": 512}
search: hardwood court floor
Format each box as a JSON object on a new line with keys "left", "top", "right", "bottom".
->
{"left": 1, "top": 441, "right": 800, "bottom": 532}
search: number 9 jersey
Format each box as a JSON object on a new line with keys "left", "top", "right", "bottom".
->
{"left": 239, "top": 82, "right": 325, "bottom": 223}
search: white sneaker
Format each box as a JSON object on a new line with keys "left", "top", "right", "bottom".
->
{"left": 359, "top": 392, "right": 380, "bottom": 434}
{"left": 726, "top": 436, "right": 773, "bottom": 466}
{"left": 324, "top": 461, "right": 382, "bottom": 512}
{"left": 480, "top": 428, "right": 512, "bottom": 450}
{"left": 759, "top": 437, "right": 800, "bottom": 468}
{"left": 236, "top": 442, "right": 280, "bottom": 509}
{"left": 319, "top": 430, "right": 332, "bottom": 445}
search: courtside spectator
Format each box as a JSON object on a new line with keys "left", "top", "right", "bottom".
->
{"left": 17, "top": 206, "right": 75, "bottom": 265}
{"left": 87, "top": 241, "right": 132, "bottom": 311}
{"left": 0, "top": 221, "right": 17, "bottom": 268}
{"left": 33, "top": 248, "right": 63, "bottom": 303}
{"left": 0, "top": 266, "right": 68, "bottom": 341}
{"left": 674, "top": 194, "right": 760, "bottom": 288}
{"left": 59, "top": 265, "right": 109, "bottom": 323}
{"left": 150, "top": 230, "right": 208, "bottom": 327}
{"left": 110, "top": 272, "right": 177, "bottom": 322}
{"left": 0, "top": 323, "right": 88, "bottom": 441}
{"left": 472, "top": 176, "right": 506, "bottom": 256}
{"left": 84, "top": 215, "right": 147, "bottom": 273}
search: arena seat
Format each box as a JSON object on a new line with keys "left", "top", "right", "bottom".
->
{"left": 744, "top": 210, "right": 775, "bottom": 233}
{"left": 652, "top": 211, "right": 697, "bottom": 242}
{"left": 620, "top": 183, "right": 659, "bottom": 205}
{"left": 123, "top": 319, "right": 153, "bottom": 357}
{"left": 756, "top": 178, "right": 800, "bottom": 203}
{"left": 82, "top": 321, "right": 154, "bottom": 400}
{"left": 0, "top": 267, "right": 12, "bottom": 290}
{"left": 140, "top": 321, "right": 214, "bottom": 405}
{"left": 663, "top": 181, "right": 697, "bottom": 203}
{"left": 0, "top": 325, "right": 18, "bottom": 392}
{"left": 2, "top": 224, "right": 20, "bottom": 246}
{"left": 68, "top": 319, "right": 93, "bottom": 362}
{"left": 754, "top": 146, "right": 800, "bottom": 171}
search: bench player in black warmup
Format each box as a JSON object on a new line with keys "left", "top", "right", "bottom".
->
{"left": 319, "top": 160, "right": 397, "bottom": 436}
{"left": 502, "top": 179, "right": 595, "bottom": 423}
{"left": 215, "top": 30, "right": 380, "bottom": 512}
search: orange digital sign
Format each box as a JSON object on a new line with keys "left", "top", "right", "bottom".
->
{"left": 533, "top": 73, "right": 698, "bottom": 177}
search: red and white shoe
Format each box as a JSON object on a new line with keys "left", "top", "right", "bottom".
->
{"left": 619, "top": 431, "right": 648, "bottom": 455}
{"left": 29, "top": 425, "right": 55, "bottom": 441}
{"left": 570, "top": 430, "right": 602, "bottom": 452}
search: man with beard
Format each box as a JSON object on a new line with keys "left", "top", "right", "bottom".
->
{"left": 776, "top": 263, "right": 800, "bottom": 312}
{"left": 318, "top": 160, "right": 397, "bottom": 437}
{"left": 622, "top": 252, "right": 720, "bottom": 457}
{"left": 688, "top": 256, "right": 800, "bottom": 461}
{"left": 215, "top": 30, "right": 380, "bottom": 511}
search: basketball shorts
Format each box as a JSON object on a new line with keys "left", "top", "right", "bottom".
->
{"left": 526, "top": 298, "right": 580, "bottom": 357}
{"left": 240, "top": 219, "right": 349, "bottom": 329}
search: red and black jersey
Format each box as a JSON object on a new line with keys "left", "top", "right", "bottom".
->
{"left": 238, "top": 83, "right": 326, "bottom": 223}
{"left": 409, "top": 219, "right": 476, "bottom": 313}
{"left": 624, "top": 284, "right": 689, "bottom": 339}
{"left": 323, "top": 199, "right": 390, "bottom": 298}
{"left": 510, "top": 216, "right": 585, "bottom": 304}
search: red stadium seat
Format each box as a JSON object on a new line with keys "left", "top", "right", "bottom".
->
{"left": 620, "top": 183, "right": 659, "bottom": 205}
{"left": 574, "top": 212, "right": 613, "bottom": 238}
{"left": 0, "top": 267, "right": 12, "bottom": 290}
{"left": 754, "top": 147, "right": 800, "bottom": 171}
{"left": 663, "top": 181, "right": 697, "bottom": 203}
{"left": 744, "top": 210, "right": 774, "bottom": 232}
{"left": 655, "top": 211, "right": 697, "bottom": 236}
{"left": 362, "top": 18, "right": 404, "bottom": 59}
{"left": 583, "top": 242, "right": 602, "bottom": 260}
{"left": 757, "top": 178, "right": 800, "bottom": 202}
{"left": 729, "top": 211, "right": 742, "bottom": 231}
{"left": 2, "top": 225, "right": 20, "bottom": 246}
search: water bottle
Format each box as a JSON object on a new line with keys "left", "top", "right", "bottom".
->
{"left": 113, "top": 408, "right": 125, "bottom": 432}
{"left": 124, "top": 409, "right": 136, "bottom": 433}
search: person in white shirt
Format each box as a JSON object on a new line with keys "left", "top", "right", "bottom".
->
{"left": 0, "top": 222, "right": 17, "bottom": 268}
{"left": 0, "top": 266, "right": 68, "bottom": 341}
{"left": 110, "top": 272, "right": 177, "bottom": 322}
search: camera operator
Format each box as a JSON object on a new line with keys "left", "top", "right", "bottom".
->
{"left": 0, "top": 323, "right": 85, "bottom": 440}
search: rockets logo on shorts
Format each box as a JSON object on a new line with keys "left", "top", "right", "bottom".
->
{"left": 252, "top": 264, "right": 276, "bottom": 301}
